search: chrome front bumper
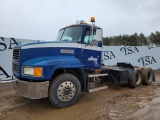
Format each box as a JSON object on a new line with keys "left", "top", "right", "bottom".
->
{"left": 13, "top": 77, "right": 49, "bottom": 99}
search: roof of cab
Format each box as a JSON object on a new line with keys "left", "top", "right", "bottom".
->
{"left": 61, "top": 23, "right": 101, "bottom": 30}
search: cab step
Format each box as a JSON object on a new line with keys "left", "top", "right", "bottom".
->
{"left": 88, "top": 73, "right": 108, "bottom": 77}
{"left": 88, "top": 86, "right": 108, "bottom": 93}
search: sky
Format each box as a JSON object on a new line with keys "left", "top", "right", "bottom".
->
{"left": 0, "top": 0, "right": 160, "bottom": 41}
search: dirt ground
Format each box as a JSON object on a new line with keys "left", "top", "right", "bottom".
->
{"left": 0, "top": 72, "right": 160, "bottom": 120}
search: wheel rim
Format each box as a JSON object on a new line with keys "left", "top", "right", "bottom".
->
{"left": 57, "top": 81, "right": 75, "bottom": 101}
{"left": 136, "top": 73, "right": 141, "bottom": 84}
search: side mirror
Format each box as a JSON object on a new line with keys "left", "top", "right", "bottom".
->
{"left": 92, "top": 40, "right": 98, "bottom": 46}
{"left": 96, "top": 29, "right": 102, "bottom": 41}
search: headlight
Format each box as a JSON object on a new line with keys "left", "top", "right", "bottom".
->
{"left": 23, "top": 67, "right": 43, "bottom": 77}
{"left": 23, "top": 67, "right": 34, "bottom": 75}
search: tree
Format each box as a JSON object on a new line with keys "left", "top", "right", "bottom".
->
{"left": 149, "top": 32, "right": 156, "bottom": 45}
{"left": 155, "top": 31, "right": 160, "bottom": 45}
{"left": 139, "top": 33, "right": 147, "bottom": 46}
{"left": 103, "top": 31, "right": 159, "bottom": 46}
{"left": 103, "top": 37, "right": 111, "bottom": 46}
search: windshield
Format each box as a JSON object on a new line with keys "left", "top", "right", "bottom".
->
{"left": 56, "top": 26, "right": 83, "bottom": 42}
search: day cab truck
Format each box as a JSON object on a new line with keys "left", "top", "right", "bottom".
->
{"left": 12, "top": 17, "right": 155, "bottom": 108}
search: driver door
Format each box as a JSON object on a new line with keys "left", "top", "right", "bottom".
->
{"left": 81, "top": 28, "right": 102, "bottom": 69}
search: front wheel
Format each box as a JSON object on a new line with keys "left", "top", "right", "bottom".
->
{"left": 48, "top": 73, "right": 81, "bottom": 108}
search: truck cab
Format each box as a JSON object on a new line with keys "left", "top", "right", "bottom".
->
{"left": 12, "top": 17, "right": 154, "bottom": 108}
{"left": 12, "top": 17, "right": 104, "bottom": 107}
{"left": 56, "top": 23, "right": 103, "bottom": 69}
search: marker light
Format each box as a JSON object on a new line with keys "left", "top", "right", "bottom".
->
{"left": 34, "top": 67, "right": 43, "bottom": 77}
{"left": 90, "top": 17, "right": 95, "bottom": 22}
{"left": 83, "top": 22, "right": 87, "bottom": 24}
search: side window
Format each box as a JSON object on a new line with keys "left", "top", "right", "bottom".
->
{"left": 84, "top": 30, "right": 96, "bottom": 44}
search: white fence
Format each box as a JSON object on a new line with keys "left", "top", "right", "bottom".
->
{"left": 0, "top": 37, "right": 37, "bottom": 81}
{"left": 102, "top": 46, "right": 160, "bottom": 70}
{"left": 0, "top": 37, "right": 160, "bottom": 82}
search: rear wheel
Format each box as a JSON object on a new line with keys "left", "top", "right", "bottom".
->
{"left": 129, "top": 68, "right": 142, "bottom": 88}
{"left": 48, "top": 73, "right": 81, "bottom": 108}
{"left": 142, "top": 68, "right": 153, "bottom": 85}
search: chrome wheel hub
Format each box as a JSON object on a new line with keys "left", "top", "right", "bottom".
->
{"left": 57, "top": 81, "right": 75, "bottom": 101}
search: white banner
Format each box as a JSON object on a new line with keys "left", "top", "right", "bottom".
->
{"left": 102, "top": 46, "right": 160, "bottom": 70}
{"left": 1, "top": 38, "right": 160, "bottom": 82}
{"left": 0, "top": 37, "right": 37, "bottom": 81}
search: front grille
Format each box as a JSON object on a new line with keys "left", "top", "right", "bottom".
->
{"left": 12, "top": 48, "right": 20, "bottom": 74}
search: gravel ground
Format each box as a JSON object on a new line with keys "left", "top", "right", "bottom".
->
{"left": 0, "top": 71, "right": 160, "bottom": 120}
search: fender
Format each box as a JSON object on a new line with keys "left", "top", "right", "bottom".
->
{"left": 21, "top": 56, "right": 83, "bottom": 80}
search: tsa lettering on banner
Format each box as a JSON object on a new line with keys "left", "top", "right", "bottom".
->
{"left": 138, "top": 56, "right": 157, "bottom": 66}
{"left": 9, "top": 38, "right": 20, "bottom": 49}
{"left": 120, "top": 46, "right": 139, "bottom": 55}
{"left": 0, "top": 66, "right": 11, "bottom": 80}
{"left": 0, "top": 37, "right": 20, "bottom": 51}
{"left": 0, "top": 37, "right": 7, "bottom": 51}
{"left": 103, "top": 51, "right": 116, "bottom": 60}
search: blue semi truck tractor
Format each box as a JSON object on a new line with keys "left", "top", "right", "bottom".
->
{"left": 12, "top": 17, "right": 155, "bottom": 108}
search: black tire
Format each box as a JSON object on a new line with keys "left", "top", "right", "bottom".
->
{"left": 138, "top": 67, "right": 145, "bottom": 71}
{"left": 142, "top": 67, "right": 153, "bottom": 85}
{"left": 129, "top": 68, "right": 142, "bottom": 88}
{"left": 153, "top": 71, "right": 155, "bottom": 81}
{"left": 48, "top": 73, "right": 81, "bottom": 108}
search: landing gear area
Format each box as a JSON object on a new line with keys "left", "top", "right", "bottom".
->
{"left": 88, "top": 63, "right": 155, "bottom": 91}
